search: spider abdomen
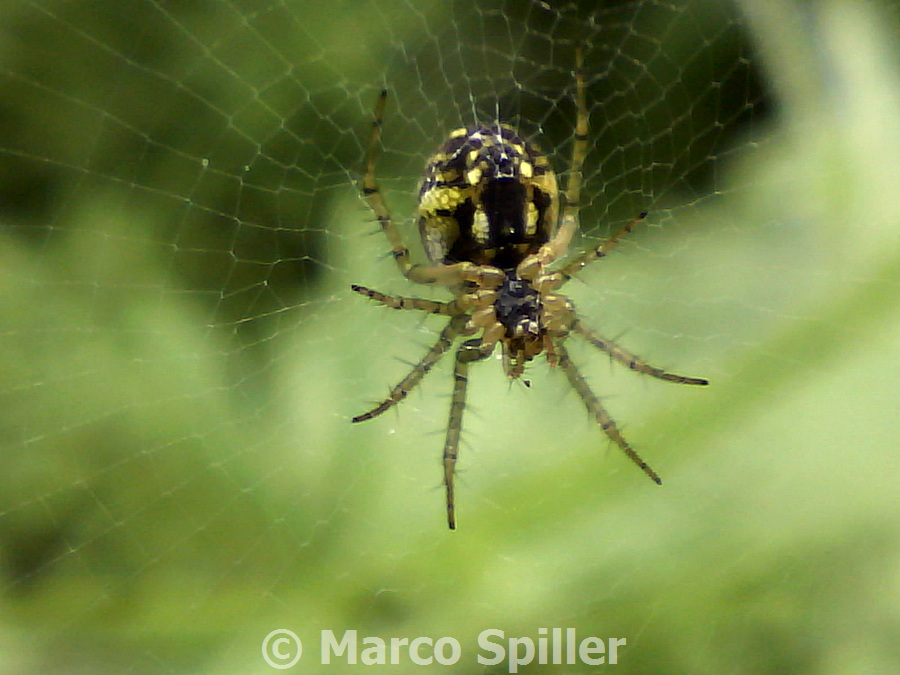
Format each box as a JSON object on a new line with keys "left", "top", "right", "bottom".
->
{"left": 418, "top": 124, "right": 559, "bottom": 270}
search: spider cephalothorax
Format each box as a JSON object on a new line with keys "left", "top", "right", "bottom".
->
{"left": 352, "top": 49, "right": 708, "bottom": 529}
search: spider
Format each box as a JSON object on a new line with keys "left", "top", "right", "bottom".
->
{"left": 352, "top": 49, "right": 708, "bottom": 530}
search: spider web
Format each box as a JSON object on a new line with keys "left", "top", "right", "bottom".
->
{"left": 0, "top": 0, "right": 897, "bottom": 672}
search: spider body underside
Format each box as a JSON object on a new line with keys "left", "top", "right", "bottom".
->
{"left": 352, "top": 50, "right": 708, "bottom": 530}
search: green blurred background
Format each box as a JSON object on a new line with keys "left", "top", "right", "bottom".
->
{"left": 0, "top": 0, "right": 897, "bottom": 672}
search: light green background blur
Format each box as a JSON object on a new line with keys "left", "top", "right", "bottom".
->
{"left": 0, "top": 1, "right": 897, "bottom": 673}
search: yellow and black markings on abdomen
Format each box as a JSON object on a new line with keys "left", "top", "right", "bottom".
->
{"left": 417, "top": 124, "right": 560, "bottom": 271}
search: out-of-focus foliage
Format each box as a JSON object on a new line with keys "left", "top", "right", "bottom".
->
{"left": 0, "top": 1, "right": 896, "bottom": 673}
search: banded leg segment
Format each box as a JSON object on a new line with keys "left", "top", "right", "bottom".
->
{"left": 559, "top": 45, "right": 589, "bottom": 254}
{"left": 360, "top": 90, "right": 418, "bottom": 281}
{"left": 444, "top": 339, "right": 493, "bottom": 530}
{"left": 557, "top": 211, "right": 648, "bottom": 284}
{"left": 361, "top": 91, "right": 507, "bottom": 290}
{"left": 574, "top": 320, "right": 709, "bottom": 386}
{"left": 351, "top": 284, "right": 454, "bottom": 315}
{"left": 352, "top": 314, "right": 467, "bottom": 423}
{"left": 352, "top": 284, "right": 501, "bottom": 318}
{"left": 518, "top": 47, "right": 589, "bottom": 279}
{"left": 556, "top": 341, "right": 662, "bottom": 485}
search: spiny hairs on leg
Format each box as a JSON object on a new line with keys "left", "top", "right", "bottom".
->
{"left": 352, "top": 314, "right": 467, "bottom": 423}
{"left": 351, "top": 284, "right": 454, "bottom": 315}
{"left": 443, "top": 338, "right": 493, "bottom": 530}
{"left": 573, "top": 320, "right": 709, "bottom": 386}
{"left": 557, "top": 211, "right": 649, "bottom": 284}
{"left": 555, "top": 341, "right": 663, "bottom": 485}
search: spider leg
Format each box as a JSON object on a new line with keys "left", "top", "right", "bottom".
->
{"left": 444, "top": 338, "right": 494, "bottom": 530}
{"left": 352, "top": 284, "right": 498, "bottom": 316}
{"left": 407, "top": 261, "right": 506, "bottom": 288}
{"left": 360, "top": 90, "right": 417, "bottom": 282}
{"left": 351, "top": 284, "right": 454, "bottom": 315}
{"left": 517, "top": 47, "right": 588, "bottom": 281}
{"left": 361, "top": 92, "right": 506, "bottom": 290}
{"left": 559, "top": 45, "right": 589, "bottom": 257}
{"left": 556, "top": 211, "right": 648, "bottom": 284}
{"left": 352, "top": 314, "right": 467, "bottom": 423}
{"left": 573, "top": 320, "right": 709, "bottom": 386}
{"left": 555, "top": 341, "right": 662, "bottom": 485}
